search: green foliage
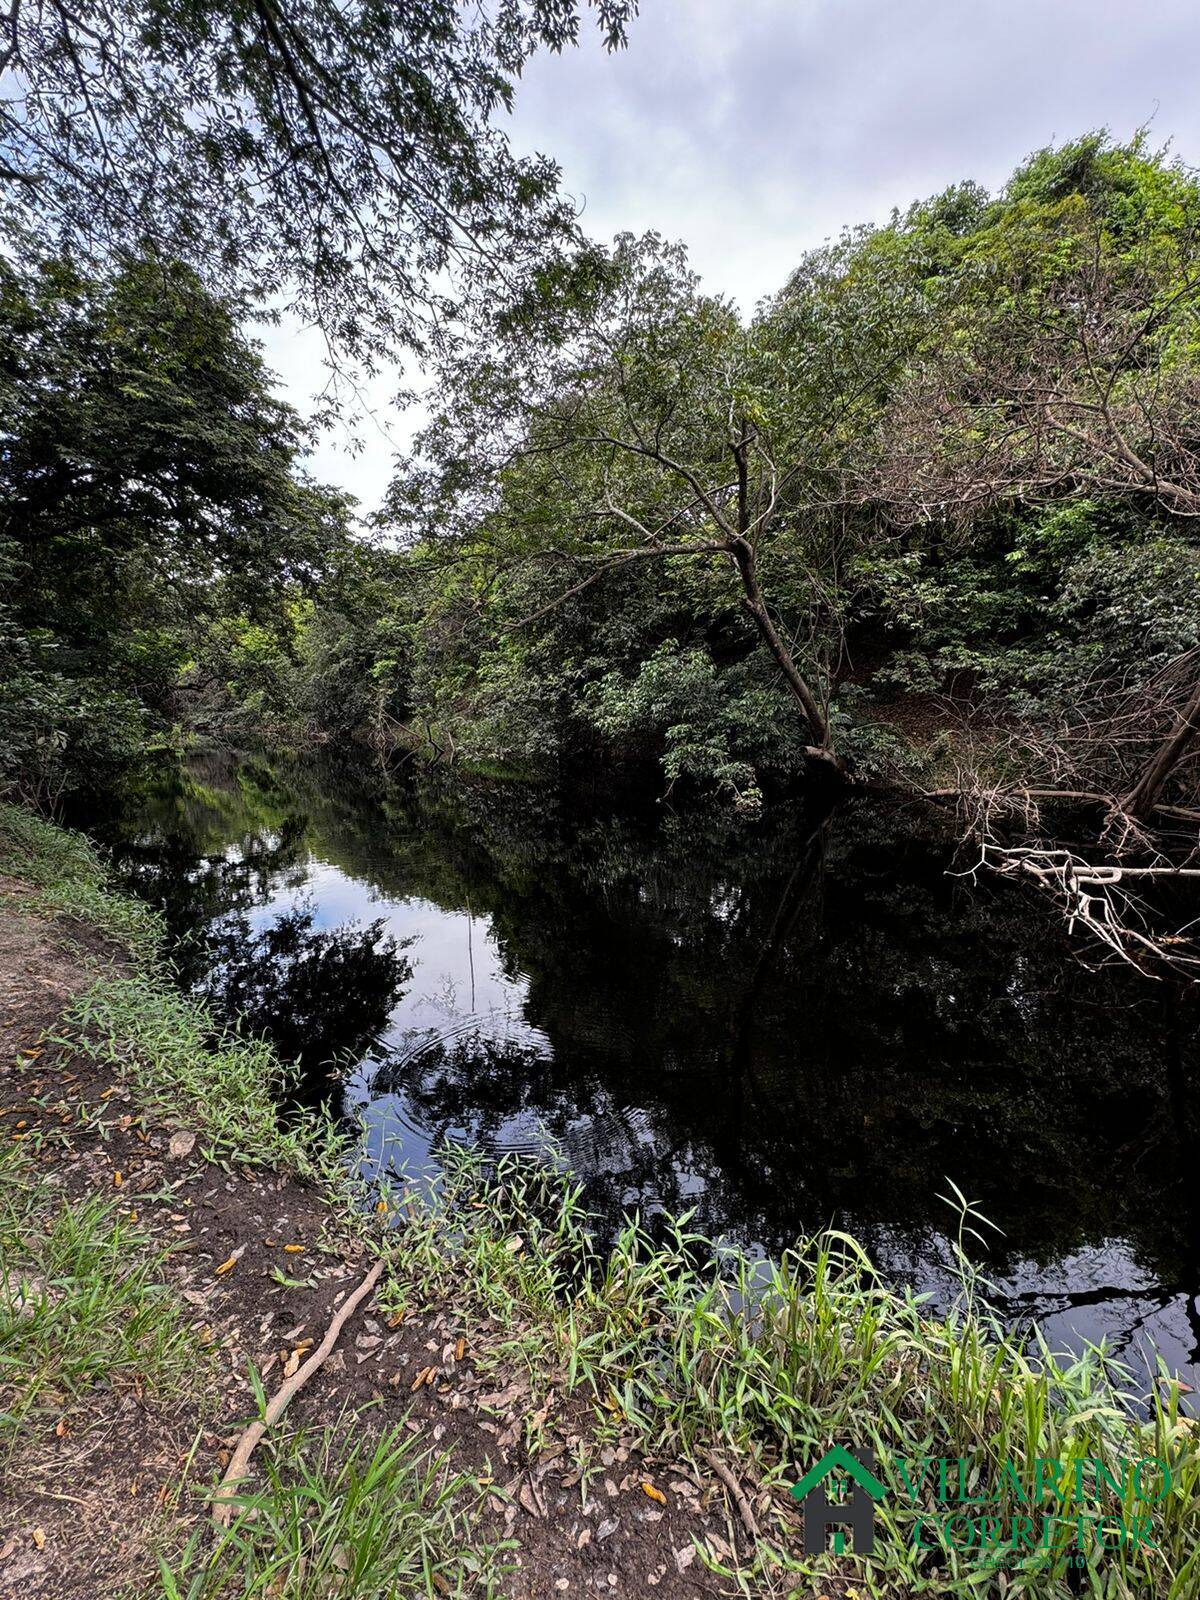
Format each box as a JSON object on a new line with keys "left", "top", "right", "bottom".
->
{"left": 0, "top": 800, "right": 163, "bottom": 958}
{"left": 2, "top": 0, "right": 636, "bottom": 367}
{"left": 0, "top": 255, "right": 354, "bottom": 802}
{"left": 9, "top": 132, "right": 1200, "bottom": 810}
{"left": 59, "top": 974, "right": 340, "bottom": 1175}
{"left": 0, "top": 1142, "right": 195, "bottom": 1452}
{"left": 376, "top": 133, "right": 1200, "bottom": 805}
{"left": 162, "top": 1423, "right": 509, "bottom": 1599}
{"left": 388, "top": 1147, "right": 1200, "bottom": 1598}
{"left": 0, "top": 801, "right": 339, "bottom": 1174}
{"left": 587, "top": 644, "right": 808, "bottom": 811}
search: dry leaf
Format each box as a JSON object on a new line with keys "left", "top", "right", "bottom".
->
{"left": 411, "top": 1366, "right": 432, "bottom": 1391}
{"left": 168, "top": 1130, "right": 196, "bottom": 1158}
{"left": 283, "top": 1351, "right": 300, "bottom": 1378}
{"left": 454, "top": 1337, "right": 465, "bottom": 1361}
{"left": 518, "top": 1481, "right": 543, "bottom": 1517}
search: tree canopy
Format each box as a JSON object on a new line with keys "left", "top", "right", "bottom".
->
{"left": 1, "top": 0, "right": 636, "bottom": 365}
{"left": 0, "top": 253, "right": 354, "bottom": 799}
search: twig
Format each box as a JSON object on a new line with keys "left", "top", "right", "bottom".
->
{"left": 212, "top": 1257, "right": 386, "bottom": 1527}
{"left": 699, "top": 1447, "right": 760, "bottom": 1545}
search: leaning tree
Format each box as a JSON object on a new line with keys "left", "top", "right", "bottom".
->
{"left": 392, "top": 232, "right": 920, "bottom": 776}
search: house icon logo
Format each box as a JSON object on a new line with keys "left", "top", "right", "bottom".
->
{"left": 791, "top": 1445, "right": 888, "bottom": 1555}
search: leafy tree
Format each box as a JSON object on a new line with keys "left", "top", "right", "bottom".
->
{"left": 0, "top": 253, "right": 353, "bottom": 799}
{"left": 376, "top": 136, "right": 1200, "bottom": 843}
{"left": 867, "top": 135, "right": 1200, "bottom": 818}
{"left": 0, "top": 0, "right": 635, "bottom": 367}
{"left": 391, "top": 233, "right": 917, "bottom": 794}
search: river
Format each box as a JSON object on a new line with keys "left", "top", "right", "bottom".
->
{"left": 80, "top": 744, "right": 1200, "bottom": 1391}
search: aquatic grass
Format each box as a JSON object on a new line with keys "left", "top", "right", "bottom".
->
{"left": 159, "top": 1419, "right": 512, "bottom": 1599}
{"left": 0, "top": 1141, "right": 196, "bottom": 1451}
{"left": 0, "top": 800, "right": 162, "bottom": 961}
{"left": 383, "top": 1146, "right": 1200, "bottom": 1599}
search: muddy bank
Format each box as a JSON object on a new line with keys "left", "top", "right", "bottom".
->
{"left": 0, "top": 871, "right": 745, "bottom": 1599}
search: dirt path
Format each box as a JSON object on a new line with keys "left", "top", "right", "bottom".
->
{"left": 0, "top": 883, "right": 760, "bottom": 1599}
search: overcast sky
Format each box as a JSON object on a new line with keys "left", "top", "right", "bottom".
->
{"left": 271, "top": 0, "right": 1200, "bottom": 511}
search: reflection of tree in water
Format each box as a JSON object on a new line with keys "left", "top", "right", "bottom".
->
{"left": 88, "top": 744, "right": 1200, "bottom": 1367}
{"left": 362, "top": 779, "right": 1200, "bottom": 1303}
{"left": 202, "top": 907, "right": 412, "bottom": 1107}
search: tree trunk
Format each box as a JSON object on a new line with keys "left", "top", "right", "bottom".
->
{"left": 727, "top": 535, "right": 838, "bottom": 760}
{"left": 1122, "top": 674, "right": 1200, "bottom": 820}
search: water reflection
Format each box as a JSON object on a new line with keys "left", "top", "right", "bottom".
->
{"left": 84, "top": 745, "right": 1200, "bottom": 1388}
{"left": 201, "top": 906, "right": 412, "bottom": 1104}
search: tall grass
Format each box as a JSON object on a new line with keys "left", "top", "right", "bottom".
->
{"left": 0, "top": 1142, "right": 195, "bottom": 1452}
{"left": 0, "top": 800, "right": 162, "bottom": 960}
{"left": 385, "top": 1147, "right": 1200, "bottom": 1599}
{"left": 159, "top": 1421, "right": 511, "bottom": 1599}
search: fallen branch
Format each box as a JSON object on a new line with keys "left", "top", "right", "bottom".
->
{"left": 968, "top": 843, "right": 1200, "bottom": 978}
{"left": 212, "top": 1257, "right": 386, "bottom": 1528}
{"left": 922, "top": 785, "right": 1200, "bottom": 824}
{"left": 700, "top": 1446, "right": 760, "bottom": 1545}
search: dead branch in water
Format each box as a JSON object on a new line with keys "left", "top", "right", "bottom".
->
{"left": 958, "top": 833, "right": 1200, "bottom": 979}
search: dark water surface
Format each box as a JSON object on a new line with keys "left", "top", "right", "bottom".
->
{"left": 84, "top": 747, "right": 1200, "bottom": 1389}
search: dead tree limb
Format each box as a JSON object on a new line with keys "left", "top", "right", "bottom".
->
{"left": 700, "top": 1446, "right": 760, "bottom": 1546}
{"left": 212, "top": 1257, "right": 386, "bottom": 1528}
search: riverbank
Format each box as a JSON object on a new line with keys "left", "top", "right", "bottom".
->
{"left": 1, "top": 802, "right": 1197, "bottom": 1599}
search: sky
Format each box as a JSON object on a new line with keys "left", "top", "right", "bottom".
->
{"left": 267, "top": 0, "right": 1200, "bottom": 512}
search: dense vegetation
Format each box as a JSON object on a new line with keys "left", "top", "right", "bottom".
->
{"left": 381, "top": 134, "right": 1200, "bottom": 817}
{"left": 7, "top": 134, "right": 1197, "bottom": 840}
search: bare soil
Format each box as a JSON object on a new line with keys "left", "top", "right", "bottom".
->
{"left": 0, "top": 882, "right": 779, "bottom": 1599}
